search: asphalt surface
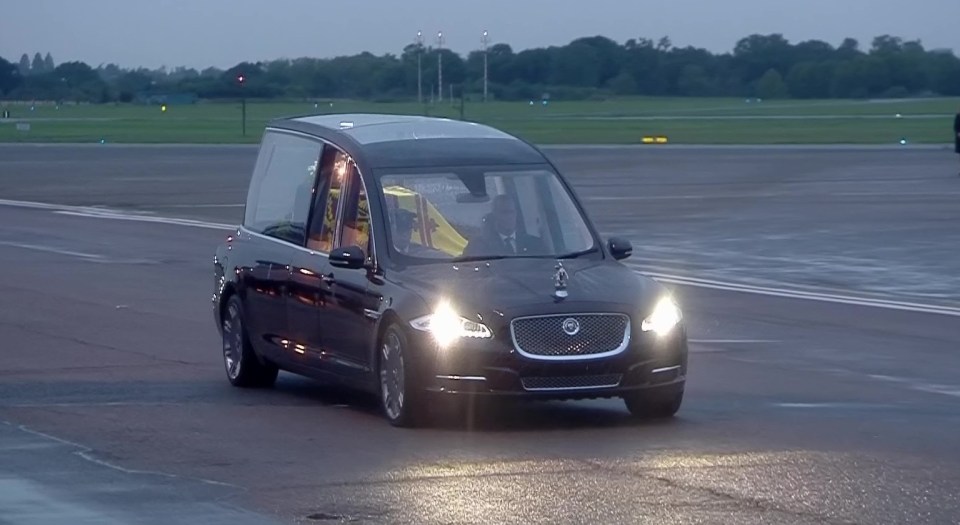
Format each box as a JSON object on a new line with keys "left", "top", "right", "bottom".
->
{"left": 1, "top": 144, "right": 959, "bottom": 524}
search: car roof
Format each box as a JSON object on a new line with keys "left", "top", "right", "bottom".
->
{"left": 268, "top": 113, "right": 548, "bottom": 169}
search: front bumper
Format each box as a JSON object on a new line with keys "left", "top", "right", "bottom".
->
{"left": 407, "top": 325, "right": 688, "bottom": 400}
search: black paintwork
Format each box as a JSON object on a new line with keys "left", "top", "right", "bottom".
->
{"left": 213, "top": 114, "right": 687, "bottom": 400}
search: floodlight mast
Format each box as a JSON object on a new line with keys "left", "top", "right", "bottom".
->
{"left": 237, "top": 73, "right": 246, "bottom": 136}
{"left": 416, "top": 31, "right": 424, "bottom": 103}
{"left": 437, "top": 31, "right": 444, "bottom": 102}
{"left": 482, "top": 30, "right": 490, "bottom": 102}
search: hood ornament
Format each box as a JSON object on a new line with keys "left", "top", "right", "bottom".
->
{"left": 553, "top": 261, "right": 569, "bottom": 299}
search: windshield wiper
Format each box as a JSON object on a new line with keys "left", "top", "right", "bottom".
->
{"left": 557, "top": 247, "right": 600, "bottom": 259}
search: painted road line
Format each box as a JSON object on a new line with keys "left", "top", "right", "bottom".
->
{"left": 689, "top": 339, "right": 778, "bottom": 344}
{"left": 867, "top": 374, "right": 960, "bottom": 399}
{"left": 772, "top": 402, "right": 897, "bottom": 410}
{"left": 0, "top": 198, "right": 237, "bottom": 230}
{"left": 54, "top": 210, "right": 235, "bottom": 230}
{"left": 2, "top": 197, "right": 958, "bottom": 317}
{"left": 12, "top": 424, "right": 239, "bottom": 488}
{"left": 154, "top": 203, "right": 246, "bottom": 208}
{"left": 1, "top": 142, "right": 952, "bottom": 151}
{"left": 0, "top": 241, "right": 104, "bottom": 260}
{"left": 0, "top": 198, "right": 119, "bottom": 213}
{"left": 586, "top": 191, "right": 960, "bottom": 201}
{"left": 641, "top": 271, "right": 960, "bottom": 318}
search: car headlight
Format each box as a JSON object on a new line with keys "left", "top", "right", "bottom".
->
{"left": 410, "top": 300, "right": 493, "bottom": 347}
{"left": 641, "top": 297, "right": 682, "bottom": 336}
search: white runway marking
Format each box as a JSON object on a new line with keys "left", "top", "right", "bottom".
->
{"left": 689, "top": 339, "right": 778, "bottom": 344}
{"left": 2, "top": 197, "right": 958, "bottom": 317}
{"left": 3, "top": 142, "right": 950, "bottom": 151}
{"left": 643, "top": 271, "right": 960, "bottom": 318}
{"left": 0, "top": 241, "right": 104, "bottom": 260}
{"left": 156, "top": 203, "right": 245, "bottom": 208}
{"left": 53, "top": 210, "right": 234, "bottom": 230}
{"left": 2, "top": 402, "right": 181, "bottom": 408}
{"left": 12, "top": 423, "right": 239, "bottom": 488}
{"left": 867, "top": 375, "right": 960, "bottom": 399}
{"left": 0, "top": 198, "right": 235, "bottom": 230}
{"left": 586, "top": 191, "right": 960, "bottom": 202}
{"left": 773, "top": 402, "right": 896, "bottom": 410}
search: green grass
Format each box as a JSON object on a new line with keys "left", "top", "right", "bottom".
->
{"left": 1, "top": 97, "right": 958, "bottom": 144}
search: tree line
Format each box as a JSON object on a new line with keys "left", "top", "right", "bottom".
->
{"left": 2, "top": 33, "right": 960, "bottom": 104}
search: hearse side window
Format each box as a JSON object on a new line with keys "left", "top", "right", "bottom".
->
{"left": 337, "top": 162, "right": 371, "bottom": 256}
{"left": 306, "top": 147, "right": 352, "bottom": 253}
{"left": 243, "top": 132, "right": 322, "bottom": 245}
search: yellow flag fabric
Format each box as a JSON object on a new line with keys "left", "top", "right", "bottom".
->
{"left": 383, "top": 185, "right": 467, "bottom": 256}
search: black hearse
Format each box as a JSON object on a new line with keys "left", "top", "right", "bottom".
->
{"left": 213, "top": 114, "right": 688, "bottom": 426}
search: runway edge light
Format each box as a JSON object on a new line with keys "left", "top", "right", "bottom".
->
{"left": 642, "top": 136, "right": 670, "bottom": 144}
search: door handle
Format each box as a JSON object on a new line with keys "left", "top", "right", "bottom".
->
{"left": 321, "top": 273, "right": 334, "bottom": 284}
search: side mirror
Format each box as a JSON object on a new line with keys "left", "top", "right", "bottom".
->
{"left": 607, "top": 237, "right": 633, "bottom": 260}
{"left": 329, "top": 245, "right": 366, "bottom": 269}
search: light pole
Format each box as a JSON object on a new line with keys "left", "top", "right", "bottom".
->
{"left": 416, "top": 30, "right": 423, "bottom": 104}
{"left": 237, "top": 73, "right": 246, "bottom": 137}
{"left": 482, "top": 30, "right": 490, "bottom": 102}
{"left": 436, "top": 31, "right": 444, "bottom": 102}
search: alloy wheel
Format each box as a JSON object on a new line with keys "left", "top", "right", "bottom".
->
{"left": 379, "top": 330, "right": 405, "bottom": 420}
{"left": 222, "top": 302, "right": 243, "bottom": 380}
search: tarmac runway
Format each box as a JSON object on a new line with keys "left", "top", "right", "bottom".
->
{"left": 1, "top": 144, "right": 959, "bottom": 524}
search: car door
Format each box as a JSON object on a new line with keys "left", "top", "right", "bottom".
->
{"left": 322, "top": 158, "right": 383, "bottom": 376}
{"left": 240, "top": 130, "right": 323, "bottom": 367}
{"left": 235, "top": 132, "right": 292, "bottom": 360}
{"left": 286, "top": 145, "right": 341, "bottom": 374}
{"left": 238, "top": 234, "right": 293, "bottom": 361}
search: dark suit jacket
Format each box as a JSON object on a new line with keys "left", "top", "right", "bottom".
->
{"left": 463, "top": 229, "right": 546, "bottom": 257}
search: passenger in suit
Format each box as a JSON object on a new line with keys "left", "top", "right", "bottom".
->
{"left": 463, "top": 194, "right": 546, "bottom": 257}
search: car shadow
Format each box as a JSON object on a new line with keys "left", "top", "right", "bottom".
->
{"left": 267, "top": 375, "right": 684, "bottom": 433}
{"left": 435, "top": 398, "right": 682, "bottom": 433}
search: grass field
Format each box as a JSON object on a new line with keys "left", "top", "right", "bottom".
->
{"left": 1, "top": 97, "right": 959, "bottom": 145}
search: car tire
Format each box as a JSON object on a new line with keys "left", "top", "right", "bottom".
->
{"left": 623, "top": 388, "right": 683, "bottom": 419}
{"left": 377, "top": 323, "right": 427, "bottom": 427}
{"left": 221, "top": 295, "right": 279, "bottom": 388}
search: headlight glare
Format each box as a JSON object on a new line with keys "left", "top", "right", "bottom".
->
{"left": 641, "top": 297, "right": 682, "bottom": 336}
{"left": 410, "top": 300, "right": 492, "bottom": 347}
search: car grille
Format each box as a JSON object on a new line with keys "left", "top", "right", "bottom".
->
{"left": 521, "top": 374, "right": 623, "bottom": 391}
{"left": 511, "top": 313, "right": 630, "bottom": 359}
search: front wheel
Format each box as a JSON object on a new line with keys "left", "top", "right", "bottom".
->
{"left": 221, "top": 295, "right": 279, "bottom": 388}
{"left": 377, "top": 323, "right": 428, "bottom": 427}
{"left": 623, "top": 387, "right": 683, "bottom": 419}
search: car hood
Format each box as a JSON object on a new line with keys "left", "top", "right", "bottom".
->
{"left": 390, "top": 257, "right": 667, "bottom": 318}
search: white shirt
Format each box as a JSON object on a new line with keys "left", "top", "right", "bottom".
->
{"left": 500, "top": 233, "right": 516, "bottom": 253}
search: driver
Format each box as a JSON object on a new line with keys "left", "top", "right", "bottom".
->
{"left": 391, "top": 208, "right": 436, "bottom": 256}
{"left": 463, "top": 194, "right": 544, "bottom": 256}
{"left": 392, "top": 208, "right": 416, "bottom": 253}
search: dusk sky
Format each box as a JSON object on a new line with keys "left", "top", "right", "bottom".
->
{"left": 3, "top": 0, "right": 958, "bottom": 70}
